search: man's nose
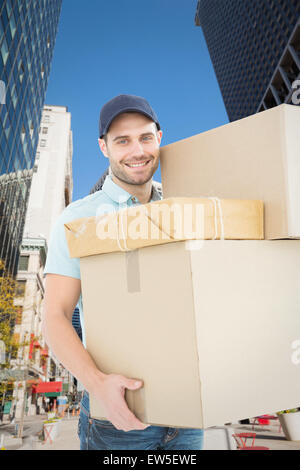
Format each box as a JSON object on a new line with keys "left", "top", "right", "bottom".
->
{"left": 129, "top": 139, "right": 144, "bottom": 156}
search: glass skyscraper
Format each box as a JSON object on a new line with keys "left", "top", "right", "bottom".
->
{"left": 195, "top": 0, "right": 300, "bottom": 121}
{"left": 0, "top": 0, "right": 62, "bottom": 276}
{"left": 72, "top": 307, "right": 82, "bottom": 342}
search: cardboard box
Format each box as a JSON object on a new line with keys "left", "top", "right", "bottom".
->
{"left": 66, "top": 227, "right": 300, "bottom": 427}
{"left": 160, "top": 104, "right": 300, "bottom": 239}
{"left": 64, "top": 197, "right": 264, "bottom": 258}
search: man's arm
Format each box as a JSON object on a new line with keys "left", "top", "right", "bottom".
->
{"left": 42, "top": 273, "right": 148, "bottom": 431}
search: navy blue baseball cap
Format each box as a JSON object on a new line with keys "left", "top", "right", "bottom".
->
{"left": 99, "top": 94, "right": 160, "bottom": 138}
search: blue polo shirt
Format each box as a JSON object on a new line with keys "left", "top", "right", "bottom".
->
{"left": 44, "top": 175, "right": 162, "bottom": 346}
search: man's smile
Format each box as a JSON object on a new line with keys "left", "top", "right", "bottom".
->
{"left": 124, "top": 159, "right": 152, "bottom": 168}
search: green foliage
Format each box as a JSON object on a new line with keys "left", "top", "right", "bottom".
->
{"left": 0, "top": 259, "right": 19, "bottom": 361}
{"left": 277, "top": 408, "right": 299, "bottom": 415}
{"left": 0, "top": 259, "right": 28, "bottom": 397}
{"left": 43, "top": 417, "right": 61, "bottom": 424}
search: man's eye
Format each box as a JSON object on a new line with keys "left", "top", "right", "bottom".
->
{"left": 142, "top": 136, "right": 152, "bottom": 141}
{"left": 118, "top": 139, "right": 127, "bottom": 144}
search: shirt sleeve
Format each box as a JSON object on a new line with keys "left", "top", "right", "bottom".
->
{"left": 44, "top": 209, "right": 81, "bottom": 280}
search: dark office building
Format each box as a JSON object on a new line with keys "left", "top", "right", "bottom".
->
{"left": 195, "top": 0, "right": 300, "bottom": 121}
{"left": 72, "top": 307, "right": 82, "bottom": 342}
{"left": 0, "top": 0, "right": 62, "bottom": 276}
{"left": 90, "top": 167, "right": 110, "bottom": 194}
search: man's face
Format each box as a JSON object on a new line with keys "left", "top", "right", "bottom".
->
{"left": 98, "top": 113, "right": 162, "bottom": 186}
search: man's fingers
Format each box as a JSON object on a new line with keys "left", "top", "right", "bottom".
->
{"left": 120, "top": 377, "right": 143, "bottom": 390}
{"left": 100, "top": 374, "right": 148, "bottom": 431}
{"left": 112, "top": 397, "right": 149, "bottom": 431}
{"left": 115, "top": 412, "right": 149, "bottom": 432}
{"left": 125, "top": 408, "right": 149, "bottom": 431}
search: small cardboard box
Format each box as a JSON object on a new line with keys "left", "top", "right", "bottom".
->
{"left": 64, "top": 197, "right": 264, "bottom": 258}
{"left": 160, "top": 104, "right": 300, "bottom": 239}
{"left": 65, "top": 209, "right": 300, "bottom": 428}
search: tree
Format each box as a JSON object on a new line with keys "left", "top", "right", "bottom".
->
{"left": 0, "top": 259, "right": 20, "bottom": 365}
{"left": 0, "top": 259, "right": 26, "bottom": 419}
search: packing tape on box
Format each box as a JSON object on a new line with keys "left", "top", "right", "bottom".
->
{"left": 125, "top": 250, "right": 141, "bottom": 293}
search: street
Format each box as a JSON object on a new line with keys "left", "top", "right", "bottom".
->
{"left": 1, "top": 413, "right": 46, "bottom": 438}
{"left": 2, "top": 415, "right": 300, "bottom": 450}
{"left": 0, "top": 413, "right": 80, "bottom": 450}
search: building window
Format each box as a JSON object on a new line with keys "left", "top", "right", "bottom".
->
{"left": 19, "top": 63, "right": 25, "bottom": 82}
{"left": 18, "top": 255, "right": 29, "bottom": 271}
{"left": 1, "top": 37, "right": 9, "bottom": 66}
{"left": 42, "top": 127, "right": 48, "bottom": 134}
{"left": 9, "top": 12, "right": 17, "bottom": 39}
{"left": 40, "top": 139, "right": 46, "bottom": 147}
{"left": 11, "top": 83, "right": 18, "bottom": 108}
{"left": 16, "top": 307, "right": 23, "bottom": 325}
{"left": 15, "top": 280, "right": 26, "bottom": 298}
{"left": 43, "top": 115, "right": 50, "bottom": 123}
{"left": 21, "top": 125, "right": 25, "bottom": 143}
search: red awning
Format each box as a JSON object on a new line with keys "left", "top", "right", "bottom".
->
{"left": 33, "top": 381, "right": 62, "bottom": 394}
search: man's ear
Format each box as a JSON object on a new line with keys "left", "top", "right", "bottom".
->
{"left": 98, "top": 138, "right": 109, "bottom": 159}
{"left": 156, "top": 130, "right": 163, "bottom": 146}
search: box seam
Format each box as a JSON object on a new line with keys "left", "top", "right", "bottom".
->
{"left": 281, "top": 105, "right": 292, "bottom": 237}
{"left": 187, "top": 244, "right": 204, "bottom": 428}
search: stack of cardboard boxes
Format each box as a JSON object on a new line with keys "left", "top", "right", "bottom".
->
{"left": 65, "top": 104, "right": 300, "bottom": 428}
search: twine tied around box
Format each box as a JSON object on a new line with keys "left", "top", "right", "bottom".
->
{"left": 115, "top": 197, "right": 225, "bottom": 252}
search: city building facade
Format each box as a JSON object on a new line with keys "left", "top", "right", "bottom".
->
{"left": 10, "top": 106, "right": 74, "bottom": 419}
{"left": 0, "top": 0, "right": 62, "bottom": 276}
{"left": 195, "top": 0, "right": 300, "bottom": 121}
{"left": 23, "top": 105, "right": 73, "bottom": 241}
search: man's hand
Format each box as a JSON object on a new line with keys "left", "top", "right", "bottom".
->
{"left": 93, "top": 373, "right": 149, "bottom": 432}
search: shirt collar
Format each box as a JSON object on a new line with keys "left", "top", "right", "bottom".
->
{"left": 102, "top": 174, "right": 132, "bottom": 204}
{"left": 101, "top": 174, "right": 162, "bottom": 204}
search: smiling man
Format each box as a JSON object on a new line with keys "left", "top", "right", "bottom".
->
{"left": 98, "top": 95, "right": 162, "bottom": 204}
{"left": 42, "top": 94, "right": 204, "bottom": 450}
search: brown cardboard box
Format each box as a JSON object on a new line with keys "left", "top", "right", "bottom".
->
{"left": 64, "top": 197, "right": 263, "bottom": 258}
{"left": 160, "top": 104, "right": 300, "bottom": 239}
{"left": 65, "top": 221, "right": 300, "bottom": 427}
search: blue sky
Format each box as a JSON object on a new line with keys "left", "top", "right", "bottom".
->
{"left": 45, "top": 0, "right": 228, "bottom": 201}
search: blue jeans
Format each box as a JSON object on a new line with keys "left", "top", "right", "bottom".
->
{"left": 78, "top": 391, "right": 204, "bottom": 450}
